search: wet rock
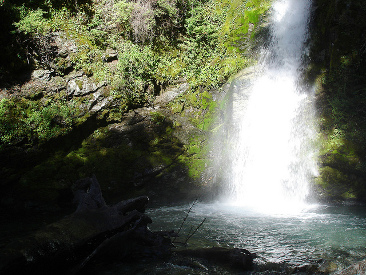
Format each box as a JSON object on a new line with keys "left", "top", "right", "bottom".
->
{"left": 154, "top": 83, "right": 189, "bottom": 106}
{"left": 290, "top": 263, "right": 320, "bottom": 274}
{"left": 67, "top": 79, "right": 82, "bottom": 95}
{"left": 177, "top": 247, "right": 255, "bottom": 271}
{"left": 48, "top": 76, "right": 67, "bottom": 93}
{"left": 66, "top": 70, "right": 84, "bottom": 81}
{"left": 54, "top": 32, "right": 78, "bottom": 58}
{"left": 89, "top": 93, "right": 113, "bottom": 113}
{"left": 333, "top": 259, "right": 366, "bottom": 275}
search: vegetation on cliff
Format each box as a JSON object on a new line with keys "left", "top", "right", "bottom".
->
{"left": 0, "top": 0, "right": 270, "bottom": 205}
{"left": 1, "top": 0, "right": 366, "bottom": 205}
{"left": 0, "top": 0, "right": 269, "bottom": 146}
{"left": 310, "top": 0, "right": 366, "bottom": 202}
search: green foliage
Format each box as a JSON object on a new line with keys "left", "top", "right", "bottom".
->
{"left": 179, "top": 0, "right": 270, "bottom": 88}
{"left": 114, "top": 0, "right": 183, "bottom": 44}
{"left": 108, "top": 41, "right": 159, "bottom": 109}
{"left": 150, "top": 112, "right": 166, "bottom": 125}
{"left": 6, "top": 0, "right": 270, "bottom": 92}
{"left": 115, "top": 0, "right": 135, "bottom": 36}
{"left": 1, "top": 0, "right": 272, "bottom": 189}
{"left": 311, "top": 0, "right": 366, "bottom": 201}
{"left": 0, "top": 98, "right": 28, "bottom": 144}
{"left": 116, "top": 42, "right": 157, "bottom": 86}
{"left": 27, "top": 101, "right": 76, "bottom": 140}
{"left": 217, "top": 0, "right": 271, "bottom": 48}
{"left": 0, "top": 97, "right": 77, "bottom": 146}
{"left": 13, "top": 8, "right": 50, "bottom": 35}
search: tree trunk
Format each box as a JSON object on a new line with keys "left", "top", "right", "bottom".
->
{"left": 0, "top": 175, "right": 172, "bottom": 274}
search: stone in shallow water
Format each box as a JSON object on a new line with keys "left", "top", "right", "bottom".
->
{"left": 177, "top": 247, "right": 254, "bottom": 271}
{"left": 334, "top": 259, "right": 366, "bottom": 275}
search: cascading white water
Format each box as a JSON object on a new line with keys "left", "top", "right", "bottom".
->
{"left": 224, "top": 0, "right": 317, "bottom": 214}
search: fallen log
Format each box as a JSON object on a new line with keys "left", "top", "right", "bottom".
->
{"left": 0, "top": 175, "right": 172, "bottom": 274}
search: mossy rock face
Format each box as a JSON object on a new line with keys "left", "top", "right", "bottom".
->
{"left": 9, "top": 102, "right": 192, "bottom": 205}
{"left": 315, "top": 166, "right": 355, "bottom": 201}
{"left": 4, "top": 79, "right": 229, "bottom": 208}
{"left": 309, "top": 0, "right": 366, "bottom": 202}
{"left": 0, "top": 0, "right": 272, "bottom": 208}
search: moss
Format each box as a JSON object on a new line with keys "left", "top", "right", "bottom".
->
{"left": 200, "top": 90, "right": 212, "bottom": 109}
{"left": 177, "top": 134, "right": 210, "bottom": 181}
{"left": 310, "top": 0, "right": 366, "bottom": 201}
{"left": 75, "top": 79, "right": 83, "bottom": 90}
{"left": 170, "top": 101, "right": 184, "bottom": 114}
{"left": 15, "top": 109, "right": 191, "bottom": 204}
{"left": 1, "top": 0, "right": 273, "bottom": 206}
{"left": 150, "top": 111, "right": 166, "bottom": 125}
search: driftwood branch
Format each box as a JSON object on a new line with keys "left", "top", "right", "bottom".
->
{"left": 184, "top": 218, "right": 206, "bottom": 244}
{"left": 173, "top": 199, "right": 197, "bottom": 243}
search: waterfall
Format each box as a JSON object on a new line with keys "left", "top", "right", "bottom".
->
{"left": 217, "top": 0, "right": 317, "bottom": 214}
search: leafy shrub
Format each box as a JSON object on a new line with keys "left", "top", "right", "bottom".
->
{"left": 115, "top": 0, "right": 184, "bottom": 44}
{"left": 2, "top": 0, "right": 271, "bottom": 147}
{"left": 0, "top": 98, "right": 77, "bottom": 146}
{"left": 27, "top": 101, "right": 76, "bottom": 141}
{"left": 13, "top": 8, "right": 50, "bottom": 35}
{"left": 109, "top": 41, "right": 158, "bottom": 108}
{"left": 0, "top": 98, "right": 28, "bottom": 145}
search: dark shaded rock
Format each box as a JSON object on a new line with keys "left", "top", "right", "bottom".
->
{"left": 0, "top": 176, "right": 172, "bottom": 274}
{"left": 177, "top": 247, "right": 255, "bottom": 271}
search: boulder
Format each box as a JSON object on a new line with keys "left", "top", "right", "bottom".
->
{"left": 66, "top": 75, "right": 106, "bottom": 97}
{"left": 31, "top": 70, "right": 52, "bottom": 81}
{"left": 104, "top": 48, "right": 118, "bottom": 62}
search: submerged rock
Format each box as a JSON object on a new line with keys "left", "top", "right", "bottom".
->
{"left": 333, "top": 259, "right": 366, "bottom": 275}
{"left": 177, "top": 247, "right": 255, "bottom": 271}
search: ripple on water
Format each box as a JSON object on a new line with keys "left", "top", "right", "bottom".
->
{"left": 147, "top": 203, "right": 366, "bottom": 270}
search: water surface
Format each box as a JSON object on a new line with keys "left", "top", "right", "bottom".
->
{"left": 147, "top": 203, "right": 366, "bottom": 272}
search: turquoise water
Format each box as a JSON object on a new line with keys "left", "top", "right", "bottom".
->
{"left": 2, "top": 203, "right": 364, "bottom": 274}
{"left": 146, "top": 203, "right": 366, "bottom": 272}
